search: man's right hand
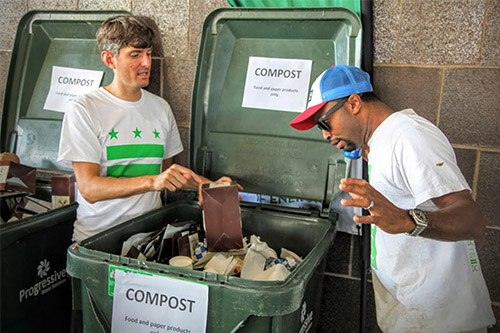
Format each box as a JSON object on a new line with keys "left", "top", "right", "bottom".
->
{"left": 153, "top": 163, "right": 202, "bottom": 191}
{"left": 73, "top": 161, "right": 203, "bottom": 204}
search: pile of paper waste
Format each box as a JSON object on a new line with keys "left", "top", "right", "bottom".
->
{"left": 121, "top": 224, "right": 303, "bottom": 282}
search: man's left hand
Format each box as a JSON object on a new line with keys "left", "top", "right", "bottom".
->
{"left": 339, "top": 178, "right": 415, "bottom": 234}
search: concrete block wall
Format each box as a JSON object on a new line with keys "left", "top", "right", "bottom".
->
{"left": 323, "top": 1, "right": 500, "bottom": 332}
{"left": 1, "top": 0, "right": 498, "bottom": 331}
{"left": 373, "top": 1, "right": 500, "bottom": 330}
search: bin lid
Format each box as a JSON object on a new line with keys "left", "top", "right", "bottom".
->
{"left": 227, "top": 0, "right": 361, "bottom": 17}
{"left": 1, "top": 11, "right": 131, "bottom": 171}
{"left": 191, "top": 7, "right": 361, "bottom": 206}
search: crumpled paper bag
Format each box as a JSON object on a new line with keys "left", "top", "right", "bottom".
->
{"left": 240, "top": 235, "right": 290, "bottom": 281}
{"left": 204, "top": 253, "right": 238, "bottom": 275}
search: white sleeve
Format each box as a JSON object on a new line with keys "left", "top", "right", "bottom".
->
{"left": 57, "top": 101, "right": 102, "bottom": 168}
{"left": 162, "top": 101, "right": 184, "bottom": 160}
{"left": 395, "top": 125, "right": 470, "bottom": 206}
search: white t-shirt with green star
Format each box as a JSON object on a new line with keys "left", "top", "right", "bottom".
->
{"left": 58, "top": 87, "right": 183, "bottom": 242}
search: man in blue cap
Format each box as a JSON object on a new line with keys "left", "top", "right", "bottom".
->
{"left": 290, "top": 65, "right": 495, "bottom": 332}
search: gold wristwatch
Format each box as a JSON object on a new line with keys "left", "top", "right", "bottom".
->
{"left": 406, "top": 209, "right": 428, "bottom": 237}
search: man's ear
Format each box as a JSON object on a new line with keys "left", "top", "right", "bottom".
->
{"left": 101, "top": 51, "right": 116, "bottom": 69}
{"left": 346, "top": 94, "right": 362, "bottom": 115}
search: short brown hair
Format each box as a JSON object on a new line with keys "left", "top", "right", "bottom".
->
{"left": 96, "top": 15, "right": 154, "bottom": 56}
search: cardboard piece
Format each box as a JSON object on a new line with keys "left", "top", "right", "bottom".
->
{"left": 18, "top": 196, "right": 52, "bottom": 214}
{"left": 51, "top": 174, "right": 76, "bottom": 208}
{"left": 202, "top": 183, "right": 243, "bottom": 252}
{"left": 0, "top": 194, "right": 51, "bottom": 223}
{"left": 0, "top": 161, "right": 37, "bottom": 194}
{"left": 0, "top": 192, "right": 25, "bottom": 223}
{"left": 177, "top": 231, "right": 200, "bottom": 260}
{"left": 157, "top": 220, "right": 198, "bottom": 262}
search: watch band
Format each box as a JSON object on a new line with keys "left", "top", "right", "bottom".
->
{"left": 405, "top": 209, "right": 428, "bottom": 237}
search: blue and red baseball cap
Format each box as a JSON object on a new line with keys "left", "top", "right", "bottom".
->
{"left": 289, "top": 64, "right": 373, "bottom": 131}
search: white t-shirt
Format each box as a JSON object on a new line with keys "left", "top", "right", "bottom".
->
{"left": 58, "top": 88, "right": 183, "bottom": 242}
{"left": 368, "top": 109, "right": 495, "bottom": 332}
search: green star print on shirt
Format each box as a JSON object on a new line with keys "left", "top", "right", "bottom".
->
{"left": 109, "top": 128, "right": 118, "bottom": 139}
{"left": 133, "top": 127, "right": 142, "bottom": 138}
{"left": 106, "top": 127, "right": 164, "bottom": 178}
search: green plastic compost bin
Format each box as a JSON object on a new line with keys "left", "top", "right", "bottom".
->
{"left": 66, "top": 7, "right": 362, "bottom": 333}
{"left": 0, "top": 11, "right": 130, "bottom": 332}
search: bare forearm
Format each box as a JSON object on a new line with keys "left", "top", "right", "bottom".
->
{"left": 421, "top": 196, "right": 486, "bottom": 241}
{"left": 73, "top": 161, "right": 202, "bottom": 204}
{"left": 77, "top": 174, "right": 157, "bottom": 203}
{"left": 339, "top": 179, "right": 485, "bottom": 242}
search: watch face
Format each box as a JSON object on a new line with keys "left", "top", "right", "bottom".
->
{"left": 407, "top": 209, "right": 428, "bottom": 236}
{"left": 413, "top": 209, "right": 428, "bottom": 225}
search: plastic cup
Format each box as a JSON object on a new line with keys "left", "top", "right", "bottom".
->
{"left": 169, "top": 256, "right": 193, "bottom": 269}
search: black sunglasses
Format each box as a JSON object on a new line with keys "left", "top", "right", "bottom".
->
{"left": 316, "top": 97, "right": 349, "bottom": 132}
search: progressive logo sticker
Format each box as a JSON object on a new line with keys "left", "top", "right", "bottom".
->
{"left": 18, "top": 259, "right": 68, "bottom": 303}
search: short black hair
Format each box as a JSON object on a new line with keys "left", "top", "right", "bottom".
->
{"left": 359, "top": 92, "right": 379, "bottom": 103}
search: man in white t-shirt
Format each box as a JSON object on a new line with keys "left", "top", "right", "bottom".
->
{"left": 58, "top": 16, "right": 234, "bottom": 242}
{"left": 289, "top": 65, "right": 495, "bottom": 332}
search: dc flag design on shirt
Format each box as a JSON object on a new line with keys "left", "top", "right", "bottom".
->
{"left": 109, "top": 128, "right": 118, "bottom": 139}
{"left": 132, "top": 127, "right": 142, "bottom": 138}
{"left": 106, "top": 127, "right": 164, "bottom": 178}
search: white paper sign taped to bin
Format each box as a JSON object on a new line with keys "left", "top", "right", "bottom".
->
{"left": 111, "top": 269, "right": 208, "bottom": 333}
{"left": 44, "top": 66, "right": 103, "bottom": 112}
{"left": 242, "top": 56, "right": 312, "bottom": 112}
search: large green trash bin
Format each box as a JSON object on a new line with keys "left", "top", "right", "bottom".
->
{"left": 67, "top": 7, "right": 362, "bottom": 332}
{"left": 68, "top": 201, "right": 335, "bottom": 332}
{"left": 0, "top": 11, "right": 129, "bottom": 332}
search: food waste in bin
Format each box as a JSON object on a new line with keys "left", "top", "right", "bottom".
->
{"left": 121, "top": 183, "right": 303, "bottom": 281}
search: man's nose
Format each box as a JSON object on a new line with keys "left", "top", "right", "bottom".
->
{"left": 322, "top": 129, "right": 331, "bottom": 141}
{"left": 141, "top": 53, "right": 151, "bottom": 66}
